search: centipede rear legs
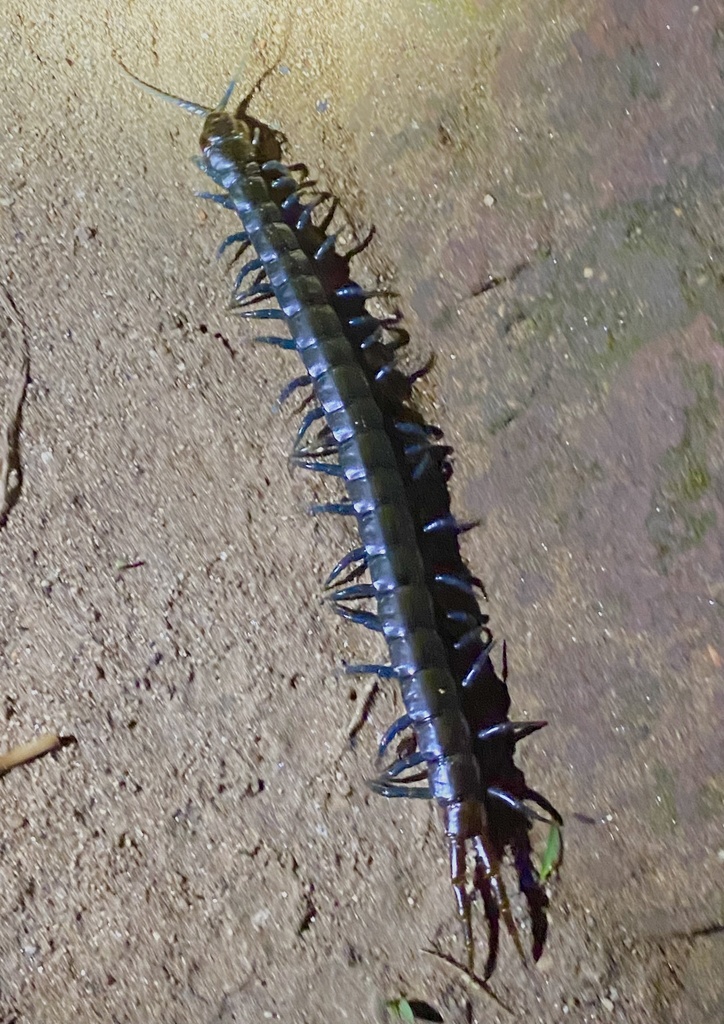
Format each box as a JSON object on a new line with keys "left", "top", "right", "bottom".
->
{"left": 449, "top": 838, "right": 476, "bottom": 972}
{"left": 474, "top": 834, "right": 526, "bottom": 980}
{"left": 447, "top": 827, "right": 528, "bottom": 980}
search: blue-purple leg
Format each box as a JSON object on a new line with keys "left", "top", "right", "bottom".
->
{"left": 368, "top": 778, "right": 432, "bottom": 799}
{"left": 436, "top": 573, "right": 486, "bottom": 596}
{"left": 308, "top": 501, "right": 355, "bottom": 516}
{"left": 379, "top": 750, "right": 428, "bottom": 779}
{"left": 395, "top": 420, "right": 443, "bottom": 440}
{"left": 271, "top": 175, "right": 298, "bottom": 192}
{"left": 327, "top": 583, "right": 376, "bottom": 602}
{"left": 331, "top": 606, "right": 382, "bottom": 632}
{"left": 524, "top": 787, "right": 564, "bottom": 826}
{"left": 454, "top": 624, "right": 492, "bottom": 652}
{"left": 424, "top": 516, "right": 479, "bottom": 535}
{"left": 278, "top": 375, "right": 312, "bottom": 405}
{"left": 348, "top": 314, "right": 380, "bottom": 333}
{"left": 325, "top": 547, "right": 367, "bottom": 586}
{"left": 217, "top": 231, "right": 249, "bottom": 257}
{"left": 342, "top": 662, "right": 396, "bottom": 679}
{"left": 477, "top": 721, "right": 547, "bottom": 744}
{"left": 378, "top": 713, "right": 413, "bottom": 757}
{"left": 195, "top": 191, "right": 235, "bottom": 210}
{"left": 462, "top": 640, "right": 495, "bottom": 688}
{"left": 294, "top": 405, "right": 325, "bottom": 447}
{"left": 486, "top": 787, "right": 551, "bottom": 824}
{"left": 233, "top": 281, "right": 274, "bottom": 304}
{"left": 290, "top": 457, "right": 344, "bottom": 478}
{"left": 236, "top": 308, "right": 287, "bottom": 321}
{"left": 254, "top": 335, "right": 296, "bottom": 351}
{"left": 513, "top": 839, "right": 549, "bottom": 962}
{"left": 233, "top": 257, "right": 263, "bottom": 290}
{"left": 296, "top": 192, "right": 333, "bottom": 230}
{"left": 314, "top": 233, "right": 340, "bottom": 261}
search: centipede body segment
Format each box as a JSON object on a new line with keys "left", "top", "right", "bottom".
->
{"left": 122, "top": 63, "right": 562, "bottom": 980}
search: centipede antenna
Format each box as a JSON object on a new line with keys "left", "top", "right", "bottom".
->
{"left": 234, "top": 63, "right": 280, "bottom": 118}
{"left": 215, "top": 69, "right": 242, "bottom": 111}
{"left": 116, "top": 60, "right": 211, "bottom": 117}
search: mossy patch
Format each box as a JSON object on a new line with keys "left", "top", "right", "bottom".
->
{"left": 696, "top": 774, "right": 724, "bottom": 822}
{"left": 646, "top": 362, "right": 718, "bottom": 573}
{"left": 457, "top": 161, "right": 724, "bottom": 437}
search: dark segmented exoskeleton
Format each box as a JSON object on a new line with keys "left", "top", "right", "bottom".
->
{"left": 122, "top": 63, "right": 562, "bottom": 979}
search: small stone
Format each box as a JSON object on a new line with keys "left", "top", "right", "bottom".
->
{"left": 601, "top": 996, "right": 614, "bottom": 1013}
{"left": 583, "top": 266, "right": 594, "bottom": 279}
{"left": 252, "top": 908, "right": 270, "bottom": 929}
{"left": 73, "top": 224, "right": 95, "bottom": 245}
{"left": 483, "top": 193, "right": 495, "bottom": 207}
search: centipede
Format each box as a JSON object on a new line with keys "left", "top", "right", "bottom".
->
{"left": 122, "top": 62, "right": 563, "bottom": 980}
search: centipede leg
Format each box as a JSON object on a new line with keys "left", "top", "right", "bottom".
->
{"left": 512, "top": 835, "right": 549, "bottom": 962}
{"left": 449, "top": 839, "right": 474, "bottom": 973}
{"left": 473, "top": 856, "right": 500, "bottom": 980}
{"left": 473, "top": 835, "right": 526, "bottom": 971}
{"left": 342, "top": 225, "right": 376, "bottom": 261}
{"left": 523, "top": 786, "right": 564, "bottom": 826}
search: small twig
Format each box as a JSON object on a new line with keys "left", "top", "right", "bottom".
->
{"left": 471, "top": 260, "right": 530, "bottom": 298}
{"left": 0, "top": 733, "right": 62, "bottom": 777}
{"left": 114, "top": 559, "right": 147, "bottom": 581}
{"left": 0, "top": 287, "right": 30, "bottom": 528}
{"left": 421, "top": 946, "right": 513, "bottom": 1013}
{"left": 345, "top": 678, "right": 380, "bottom": 745}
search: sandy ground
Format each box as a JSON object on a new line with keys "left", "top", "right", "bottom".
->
{"left": 1, "top": 0, "right": 723, "bottom": 1021}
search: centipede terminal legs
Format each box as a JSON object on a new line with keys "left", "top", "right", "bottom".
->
{"left": 450, "top": 838, "right": 475, "bottom": 972}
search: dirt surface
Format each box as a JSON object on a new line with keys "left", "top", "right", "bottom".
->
{"left": 1, "top": 1, "right": 723, "bottom": 1022}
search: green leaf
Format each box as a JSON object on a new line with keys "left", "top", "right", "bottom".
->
{"left": 539, "top": 822, "right": 562, "bottom": 882}
{"left": 386, "top": 997, "right": 415, "bottom": 1022}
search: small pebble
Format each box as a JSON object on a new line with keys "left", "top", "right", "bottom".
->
{"left": 583, "top": 266, "right": 594, "bottom": 279}
{"left": 252, "top": 908, "right": 270, "bottom": 929}
{"left": 483, "top": 193, "right": 495, "bottom": 207}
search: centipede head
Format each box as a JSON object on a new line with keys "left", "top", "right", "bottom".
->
{"left": 199, "top": 109, "right": 256, "bottom": 165}
{"left": 118, "top": 60, "right": 285, "bottom": 169}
